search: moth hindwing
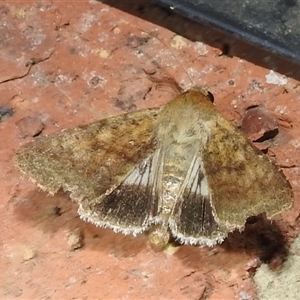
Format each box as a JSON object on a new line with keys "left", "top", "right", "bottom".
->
{"left": 15, "top": 88, "right": 293, "bottom": 247}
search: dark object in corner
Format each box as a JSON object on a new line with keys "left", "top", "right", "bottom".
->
{"left": 156, "top": 0, "right": 300, "bottom": 65}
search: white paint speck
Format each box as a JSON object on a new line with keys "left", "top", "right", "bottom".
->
{"left": 275, "top": 105, "right": 288, "bottom": 114}
{"left": 193, "top": 41, "right": 208, "bottom": 55}
{"left": 290, "top": 138, "right": 300, "bottom": 149}
{"left": 170, "top": 35, "right": 187, "bottom": 49}
{"left": 69, "top": 277, "right": 77, "bottom": 284}
{"left": 265, "top": 70, "right": 288, "bottom": 86}
{"left": 239, "top": 291, "right": 251, "bottom": 300}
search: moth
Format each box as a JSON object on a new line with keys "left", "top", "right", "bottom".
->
{"left": 15, "top": 88, "right": 293, "bottom": 247}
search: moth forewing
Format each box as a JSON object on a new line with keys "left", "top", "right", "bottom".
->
{"left": 15, "top": 108, "right": 160, "bottom": 207}
{"left": 78, "top": 150, "right": 163, "bottom": 235}
{"left": 201, "top": 106, "right": 293, "bottom": 230}
{"left": 168, "top": 156, "right": 227, "bottom": 246}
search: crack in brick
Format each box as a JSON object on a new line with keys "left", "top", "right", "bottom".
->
{"left": 0, "top": 51, "right": 54, "bottom": 85}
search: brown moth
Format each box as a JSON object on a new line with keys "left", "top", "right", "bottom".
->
{"left": 15, "top": 88, "right": 293, "bottom": 247}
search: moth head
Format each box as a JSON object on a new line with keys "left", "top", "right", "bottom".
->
{"left": 169, "top": 87, "right": 217, "bottom": 120}
{"left": 189, "top": 86, "right": 214, "bottom": 103}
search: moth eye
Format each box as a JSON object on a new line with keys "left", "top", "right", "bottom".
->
{"left": 206, "top": 91, "right": 214, "bottom": 103}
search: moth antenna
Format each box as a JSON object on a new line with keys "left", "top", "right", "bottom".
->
{"left": 137, "top": 28, "right": 195, "bottom": 92}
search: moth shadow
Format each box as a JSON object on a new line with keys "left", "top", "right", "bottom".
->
{"left": 175, "top": 215, "right": 289, "bottom": 271}
{"left": 224, "top": 215, "right": 289, "bottom": 269}
{"left": 13, "top": 189, "right": 147, "bottom": 257}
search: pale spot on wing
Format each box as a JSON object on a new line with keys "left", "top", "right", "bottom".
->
{"left": 181, "top": 153, "right": 201, "bottom": 195}
{"left": 200, "top": 176, "right": 209, "bottom": 197}
{"left": 124, "top": 149, "right": 162, "bottom": 188}
{"left": 123, "top": 157, "right": 151, "bottom": 186}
